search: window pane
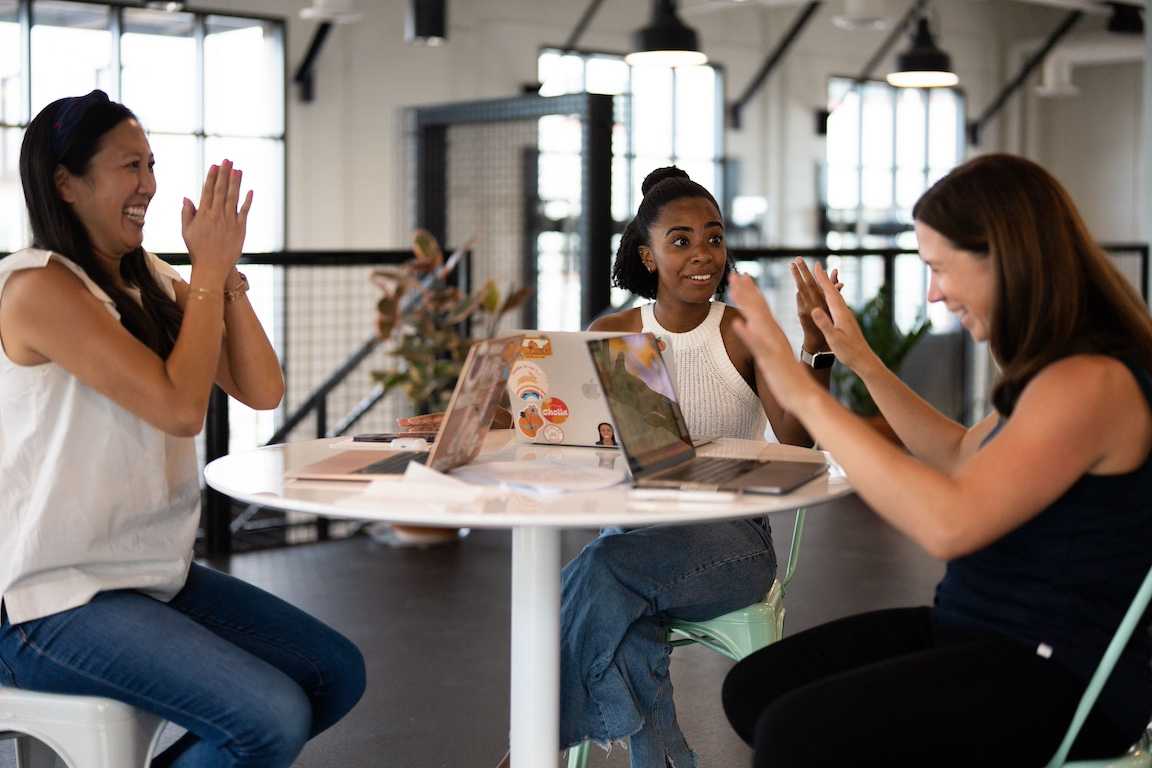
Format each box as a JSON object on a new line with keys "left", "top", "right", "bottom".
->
{"left": 122, "top": 10, "right": 197, "bottom": 133}
{"left": 632, "top": 66, "right": 673, "bottom": 159}
{"left": 537, "top": 151, "right": 581, "bottom": 208}
{"left": 538, "top": 114, "right": 581, "bottom": 154}
{"left": 674, "top": 65, "right": 715, "bottom": 160}
{"left": 895, "top": 88, "right": 925, "bottom": 173}
{"left": 928, "top": 89, "right": 960, "bottom": 172}
{"left": 0, "top": 128, "right": 26, "bottom": 251}
{"left": 205, "top": 137, "right": 284, "bottom": 251}
{"left": 860, "top": 83, "right": 893, "bottom": 170}
{"left": 538, "top": 51, "right": 583, "bottom": 97}
{"left": 31, "top": 2, "right": 112, "bottom": 114}
{"left": 205, "top": 16, "right": 283, "bottom": 137}
{"left": 586, "top": 56, "right": 628, "bottom": 96}
{"left": 0, "top": 1, "right": 23, "bottom": 123}
{"left": 826, "top": 88, "right": 859, "bottom": 169}
{"left": 143, "top": 134, "right": 200, "bottom": 254}
{"left": 674, "top": 158, "right": 716, "bottom": 198}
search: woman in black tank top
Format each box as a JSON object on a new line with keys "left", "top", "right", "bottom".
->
{"left": 721, "top": 153, "right": 1152, "bottom": 767}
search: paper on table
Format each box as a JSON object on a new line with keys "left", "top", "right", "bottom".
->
{"left": 450, "top": 459, "right": 627, "bottom": 496}
{"left": 351, "top": 460, "right": 508, "bottom": 503}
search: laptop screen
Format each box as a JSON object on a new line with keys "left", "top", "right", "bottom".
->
{"left": 587, "top": 334, "right": 695, "bottom": 474}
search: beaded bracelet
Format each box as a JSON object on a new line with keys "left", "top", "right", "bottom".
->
{"left": 189, "top": 286, "right": 222, "bottom": 301}
{"left": 224, "top": 271, "right": 249, "bottom": 304}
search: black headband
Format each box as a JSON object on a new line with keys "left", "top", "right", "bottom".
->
{"left": 50, "top": 89, "right": 110, "bottom": 160}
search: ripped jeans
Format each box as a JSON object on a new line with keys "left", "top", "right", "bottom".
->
{"left": 559, "top": 519, "right": 777, "bottom": 768}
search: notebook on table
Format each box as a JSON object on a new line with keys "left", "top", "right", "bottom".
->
{"left": 586, "top": 333, "right": 827, "bottom": 494}
{"left": 286, "top": 335, "right": 524, "bottom": 481}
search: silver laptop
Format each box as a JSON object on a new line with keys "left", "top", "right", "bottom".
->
{"left": 287, "top": 335, "right": 524, "bottom": 481}
{"left": 586, "top": 333, "right": 827, "bottom": 494}
{"left": 506, "top": 330, "right": 629, "bottom": 447}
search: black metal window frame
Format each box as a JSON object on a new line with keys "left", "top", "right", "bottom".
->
{"left": 0, "top": 0, "right": 288, "bottom": 252}
{"left": 410, "top": 92, "right": 615, "bottom": 328}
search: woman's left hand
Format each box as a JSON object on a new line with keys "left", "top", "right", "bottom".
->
{"left": 729, "top": 273, "right": 822, "bottom": 413}
{"left": 792, "top": 257, "right": 842, "bottom": 353}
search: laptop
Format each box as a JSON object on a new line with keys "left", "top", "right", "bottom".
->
{"left": 586, "top": 333, "right": 828, "bottom": 494}
{"left": 506, "top": 330, "right": 630, "bottom": 447}
{"left": 287, "top": 335, "right": 524, "bottom": 481}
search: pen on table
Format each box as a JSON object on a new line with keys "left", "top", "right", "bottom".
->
{"left": 628, "top": 489, "right": 740, "bottom": 503}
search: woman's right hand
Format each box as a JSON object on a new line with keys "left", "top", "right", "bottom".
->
{"left": 181, "top": 159, "right": 254, "bottom": 281}
{"left": 808, "top": 264, "right": 882, "bottom": 376}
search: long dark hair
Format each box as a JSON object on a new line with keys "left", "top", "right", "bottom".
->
{"left": 18, "top": 94, "right": 183, "bottom": 358}
{"left": 913, "top": 153, "right": 1152, "bottom": 415}
{"left": 611, "top": 166, "right": 731, "bottom": 300}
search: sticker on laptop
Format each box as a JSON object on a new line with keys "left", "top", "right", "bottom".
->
{"left": 520, "top": 335, "right": 554, "bottom": 360}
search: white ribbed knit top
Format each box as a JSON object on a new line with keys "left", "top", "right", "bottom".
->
{"left": 641, "top": 301, "right": 773, "bottom": 443}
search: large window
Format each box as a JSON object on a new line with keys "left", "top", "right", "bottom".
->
{"left": 535, "top": 49, "right": 724, "bottom": 328}
{"left": 824, "top": 76, "right": 964, "bottom": 333}
{"left": 0, "top": 1, "right": 285, "bottom": 448}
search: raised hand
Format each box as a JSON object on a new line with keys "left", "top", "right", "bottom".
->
{"left": 727, "top": 273, "right": 822, "bottom": 413}
{"left": 792, "top": 258, "right": 842, "bottom": 352}
{"left": 181, "top": 159, "right": 254, "bottom": 282}
{"left": 806, "top": 263, "right": 881, "bottom": 375}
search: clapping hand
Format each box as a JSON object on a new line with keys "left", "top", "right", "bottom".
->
{"left": 805, "top": 263, "right": 879, "bottom": 375}
{"left": 181, "top": 159, "right": 253, "bottom": 279}
{"left": 728, "top": 273, "right": 821, "bottom": 413}
{"left": 791, "top": 258, "right": 842, "bottom": 353}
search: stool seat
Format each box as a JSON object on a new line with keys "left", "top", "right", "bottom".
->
{"left": 0, "top": 686, "right": 167, "bottom": 768}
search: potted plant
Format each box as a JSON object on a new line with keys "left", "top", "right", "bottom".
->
{"left": 368, "top": 230, "right": 529, "bottom": 547}
{"left": 831, "top": 283, "right": 931, "bottom": 443}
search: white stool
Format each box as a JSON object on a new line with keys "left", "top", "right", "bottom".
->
{"left": 0, "top": 687, "right": 167, "bottom": 768}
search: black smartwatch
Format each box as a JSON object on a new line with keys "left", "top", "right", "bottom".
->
{"left": 800, "top": 348, "right": 836, "bottom": 369}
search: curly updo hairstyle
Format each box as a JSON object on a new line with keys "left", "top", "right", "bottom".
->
{"left": 611, "top": 166, "right": 730, "bottom": 300}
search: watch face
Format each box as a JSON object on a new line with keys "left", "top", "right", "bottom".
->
{"left": 813, "top": 351, "right": 836, "bottom": 369}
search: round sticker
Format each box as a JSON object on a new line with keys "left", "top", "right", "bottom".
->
{"left": 516, "top": 403, "right": 545, "bottom": 438}
{"left": 541, "top": 424, "right": 564, "bottom": 443}
{"left": 542, "top": 397, "right": 570, "bottom": 424}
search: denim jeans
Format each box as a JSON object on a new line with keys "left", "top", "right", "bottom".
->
{"left": 0, "top": 563, "right": 366, "bottom": 768}
{"left": 560, "top": 519, "right": 777, "bottom": 768}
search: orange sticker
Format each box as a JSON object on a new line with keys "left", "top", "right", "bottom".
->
{"left": 520, "top": 336, "right": 553, "bottom": 359}
{"left": 542, "top": 397, "right": 569, "bottom": 424}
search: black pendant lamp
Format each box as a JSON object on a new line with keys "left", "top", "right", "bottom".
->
{"left": 887, "top": 16, "right": 958, "bottom": 88}
{"left": 625, "top": 0, "right": 707, "bottom": 67}
{"left": 406, "top": 0, "right": 447, "bottom": 46}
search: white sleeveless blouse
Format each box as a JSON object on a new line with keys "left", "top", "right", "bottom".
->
{"left": 640, "top": 301, "right": 774, "bottom": 443}
{"left": 0, "top": 249, "right": 199, "bottom": 624}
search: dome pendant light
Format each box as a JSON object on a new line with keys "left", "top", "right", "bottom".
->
{"left": 887, "top": 16, "right": 958, "bottom": 88}
{"left": 625, "top": 0, "right": 708, "bottom": 68}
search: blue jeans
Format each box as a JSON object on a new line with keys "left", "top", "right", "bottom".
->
{"left": 0, "top": 563, "right": 366, "bottom": 768}
{"left": 560, "top": 519, "right": 777, "bottom": 768}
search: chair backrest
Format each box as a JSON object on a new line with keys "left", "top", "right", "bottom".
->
{"left": 1046, "top": 564, "right": 1152, "bottom": 768}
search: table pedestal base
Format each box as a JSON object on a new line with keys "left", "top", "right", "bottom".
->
{"left": 510, "top": 526, "right": 561, "bottom": 766}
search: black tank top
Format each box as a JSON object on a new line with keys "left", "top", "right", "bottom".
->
{"left": 935, "top": 359, "right": 1152, "bottom": 731}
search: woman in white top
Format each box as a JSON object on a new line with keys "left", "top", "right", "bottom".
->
{"left": 0, "top": 90, "right": 364, "bottom": 767}
{"left": 547, "top": 167, "right": 839, "bottom": 768}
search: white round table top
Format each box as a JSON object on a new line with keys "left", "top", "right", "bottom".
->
{"left": 204, "top": 433, "right": 854, "bottom": 529}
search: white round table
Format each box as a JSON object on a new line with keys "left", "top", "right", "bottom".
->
{"left": 205, "top": 433, "right": 853, "bottom": 766}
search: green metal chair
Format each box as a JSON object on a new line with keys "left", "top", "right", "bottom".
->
{"left": 565, "top": 508, "right": 807, "bottom": 768}
{"left": 1047, "top": 563, "right": 1152, "bottom": 768}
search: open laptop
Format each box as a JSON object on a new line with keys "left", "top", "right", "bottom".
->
{"left": 506, "top": 330, "right": 630, "bottom": 447}
{"left": 287, "top": 335, "right": 524, "bottom": 481}
{"left": 586, "top": 333, "right": 828, "bottom": 494}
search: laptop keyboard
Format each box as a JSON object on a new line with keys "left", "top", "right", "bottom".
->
{"left": 352, "top": 452, "right": 429, "bottom": 475}
{"left": 654, "top": 457, "right": 762, "bottom": 485}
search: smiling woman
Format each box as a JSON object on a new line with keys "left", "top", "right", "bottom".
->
{"left": 0, "top": 90, "right": 364, "bottom": 766}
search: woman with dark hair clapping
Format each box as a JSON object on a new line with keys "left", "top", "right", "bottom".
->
{"left": 0, "top": 91, "right": 364, "bottom": 767}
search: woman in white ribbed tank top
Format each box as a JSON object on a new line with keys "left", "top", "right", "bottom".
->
{"left": 0, "top": 92, "right": 364, "bottom": 766}
{"left": 551, "top": 167, "right": 840, "bottom": 768}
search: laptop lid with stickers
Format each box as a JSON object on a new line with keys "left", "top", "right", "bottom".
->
{"left": 506, "top": 330, "right": 631, "bottom": 447}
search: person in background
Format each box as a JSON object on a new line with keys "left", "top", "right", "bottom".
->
{"left": 0, "top": 90, "right": 365, "bottom": 767}
{"left": 533, "top": 166, "right": 840, "bottom": 768}
{"left": 722, "top": 153, "right": 1152, "bottom": 767}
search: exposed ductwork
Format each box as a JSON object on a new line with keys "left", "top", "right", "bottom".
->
{"left": 1033, "top": 33, "right": 1145, "bottom": 97}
